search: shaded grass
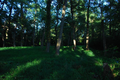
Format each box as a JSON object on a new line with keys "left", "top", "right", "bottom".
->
{"left": 0, "top": 46, "right": 120, "bottom": 80}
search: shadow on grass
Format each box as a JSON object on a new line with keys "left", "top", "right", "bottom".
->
{"left": 0, "top": 46, "right": 119, "bottom": 80}
{"left": 0, "top": 46, "right": 54, "bottom": 76}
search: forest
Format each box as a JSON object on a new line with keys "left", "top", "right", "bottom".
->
{"left": 0, "top": 0, "right": 120, "bottom": 80}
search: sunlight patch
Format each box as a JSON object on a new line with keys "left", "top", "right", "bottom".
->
{"left": 95, "top": 58, "right": 103, "bottom": 66}
{"left": 78, "top": 46, "right": 84, "bottom": 50}
{"left": 60, "top": 49, "right": 62, "bottom": 52}
{"left": 4, "top": 59, "right": 41, "bottom": 80}
{"left": 84, "top": 51, "right": 95, "bottom": 57}
{"left": 76, "top": 55, "right": 80, "bottom": 57}
{"left": 71, "top": 49, "right": 74, "bottom": 51}
{"left": 0, "top": 46, "right": 32, "bottom": 51}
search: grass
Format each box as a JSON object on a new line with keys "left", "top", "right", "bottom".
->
{"left": 0, "top": 45, "right": 120, "bottom": 80}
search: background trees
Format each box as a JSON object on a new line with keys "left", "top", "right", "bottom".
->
{"left": 0, "top": 0, "right": 120, "bottom": 57}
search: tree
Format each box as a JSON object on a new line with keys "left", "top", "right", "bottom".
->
{"left": 32, "top": 0, "right": 38, "bottom": 46}
{"left": 100, "top": 0, "right": 107, "bottom": 56}
{"left": 1, "top": 21, "right": 6, "bottom": 47}
{"left": 46, "top": 0, "right": 52, "bottom": 52}
{"left": 20, "top": 1, "right": 24, "bottom": 46}
{"left": 70, "top": 0, "right": 76, "bottom": 50}
{"left": 86, "top": 0, "right": 90, "bottom": 50}
{"left": 56, "top": 0, "right": 67, "bottom": 55}
{"left": 55, "top": 0, "right": 59, "bottom": 48}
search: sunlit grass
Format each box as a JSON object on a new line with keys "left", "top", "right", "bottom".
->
{"left": 84, "top": 50, "right": 95, "bottom": 57}
{"left": 94, "top": 58, "right": 103, "bottom": 66}
{"left": 0, "top": 46, "right": 32, "bottom": 51}
{"left": 76, "top": 55, "right": 80, "bottom": 57}
{"left": 0, "top": 45, "right": 120, "bottom": 80}
{"left": 4, "top": 59, "right": 41, "bottom": 80}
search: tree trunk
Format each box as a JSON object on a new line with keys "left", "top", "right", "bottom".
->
{"left": 109, "top": 19, "right": 111, "bottom": 35}
{"left": 70, "top": 0, "right": 76, "bottom": 50}
{"left": 33, "top": 1, "right": 37, "bottom": 46}
{"left": 55, "top": 4, "right": 59, "bottom": 48}
{"left": 36, "top": 23, "right": 39, "bottom": 45}
{"left": 56, "top": 0, "right": 67, "bottom": 55}
{"left": 2, "top": 31, "right": 5, "bottom": 47}
{"left": 73, "top": 27, "right": 76, "bottom": 50}
{"left": 46, "top": 0, "right": 52, "bottom": 52}
{"left": 21, "top": 28, "right": 24, "bottom": 46}
{"left": 109, "top": 2, "right": 111, "bottom": 35}
{"left": 86, "top": 0, "right": 90, "bottom": 50}
{"left": 8, "top": 6, "right": 12, "bottom": 30}
{"left": 13, "top": 24, "right": 16, "bottom": 47}
{"left": 33, "top": 25, "right": 35, "bottom": 46}
{"left": 6, "top": 28, "right": 9, "bottom": 39}
{"left": 8, "top": 5, "right": 13, "bottom": 41}
{"left": 67, "top": 33, "right": 71, "bottom": 46}
{"left": 20, "top": 2, "right": 24, "bottom": 47}
{"left": 41, "top": 27, "right": 45, "bottom": 48}
{"left": 91, "top": 24, "right": 94, "bottom": 39}
{"left": 2, "top": 21, "right": 6, "bottom": 47}
{"left": 102, "top": 19, "right": 107, "bottom": 56}
{"left": 25, "top": 31, "right": 28, "bottom": 46}
{"left": 101, "top": 3, "right": 107, "bottom": 56}
{"left": 13, "top": 32, "right": 15, "bottom": 47}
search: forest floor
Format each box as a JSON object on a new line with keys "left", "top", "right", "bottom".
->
{"left": 0, "top": 46, "right": 120, "bottom": 80}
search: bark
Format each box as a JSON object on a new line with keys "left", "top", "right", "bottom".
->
{"left": 109, "top": 2, "right": 111, "bottom": 35}
{"left": 13, "top": 32, "right": 15, "bottom": 47}
{"left": 36, "top": 23, "right": 39, "bottom": 45}
{"left": 56, "top": 0, "right": 67, "bottom": 55}
{"left": 33, "top": 22, "right": 35, "bottom": 46}
{"left": 91, "top": 24, "right": 94, "bottom": 39}
{"left": 25, "top": 31, "right": 28, "bottom": 46}
{"left": 84, "top": 28, "right": 86, "bottom": 45}
{"left": 21, "top": 28, "right": 24, "bottom": 46}
{"left": 46, "top": 0, "right": 52, "bottom": 52}
{"left": 33, "top": 1, "right": 37, "bottom": 46}
{"left": 2, "top": 21, "right": 6, "bottom": 47}
{"left": 70, "top": 0, "right": 76, "bottom": 50}
{"left": 102, "top": 19, "right": 107, "bottom": 56}
{"left": 101, "top": 3, "right": 107, "bottom": 56}
{"left": 73, "top": 27, "right": 76, "bottom": 50}
{"left": 55, "top": 4, "right": 59, "bottom": 48}
{"left": 67, "top": 32, "right": 71, "bottom": 46}
{"left": 20, "top": 2, "right": 24, "bottom": 46}
{"left": 109, "top": 19, "right": 111, "bottom": 35}
{"left": 13, "top": 25, "right": 16, "bottom": 47}
{"left": 6, "top": 28, "right": 9, "bottom": 39}
{"left": 2, "top": 31, "right": 5, "bottom": 47}
{"left": 8, "top": 6, "right": 12, "bottom": 31}
{"left": 8, "top": 5, "right": 13, "bottom": 41}
{"left": 86, "top": 0, "right": 90, "bottom": 50}
{"left": 41, "top": 27, "right": 45, "bottom": 48}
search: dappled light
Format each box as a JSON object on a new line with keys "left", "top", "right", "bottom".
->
{"left": 0, "top": 46, "right": 120, "bottom": 80}
{"left": 5, "top": 59, "right": 41, "bottom": 80}
{"left": 84, "top": 50, "right": 95, "bottom": 57}
{"left": 76, "top": 55, "right": 80, "bottom": 58}
{"left": 0, "top": 46, "right": 33, "bottom": 51}
{"left": 0, "top": 0, "right": 120, "bottom": 79}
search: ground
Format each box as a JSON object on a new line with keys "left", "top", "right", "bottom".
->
{"left": 0, "top": 46, "right": 120, "bottom": 80}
